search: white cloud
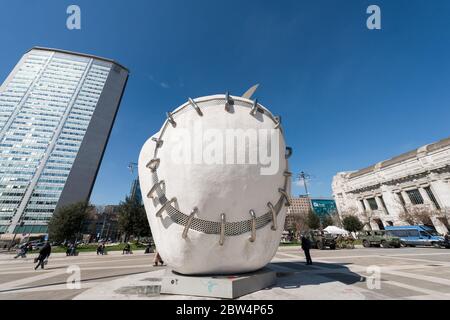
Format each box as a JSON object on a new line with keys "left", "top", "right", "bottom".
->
{"left": 147, "top": 74, "right": 170, "bottom": 89}
{"left": 294, "top": 179, "right": 304, "bottom": 187}
{"left": 160, "top": 82, "right": 170, "bottom": 89}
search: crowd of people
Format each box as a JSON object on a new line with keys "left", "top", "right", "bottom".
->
{"left": 9, "top": 234, "right": 315, "bottom": 270}
{"left": 9, "top": 235, "right": 397, "bottom": 274}
{"left": 9, "top": 231, "right": 450, "bottom": 273}
{"left": 10, "top": 240, "right": 166, "bottom": 271}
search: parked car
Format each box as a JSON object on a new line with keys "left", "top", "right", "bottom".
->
{"left": 358, "top": 230, "right": 401, "bottom": 248}
{"left": 438, "top": 238, "right": 450, "bottom": 249}
{"left": 385, "top": 225, "right": 445, "bottom": 248}
{"left": 305, "top": 230, "right": 336, "bottom": 250}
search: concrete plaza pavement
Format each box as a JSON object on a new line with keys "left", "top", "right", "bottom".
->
{"left": 1, "top": 246, "right": 450, "bottom": 300}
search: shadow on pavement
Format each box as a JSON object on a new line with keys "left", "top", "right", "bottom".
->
{"left": 269, "top": 261, "right": 365, "bottom": 289}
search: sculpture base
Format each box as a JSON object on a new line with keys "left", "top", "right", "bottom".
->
{"left": 160, "top": 268, "right": 276, "bottom": 299}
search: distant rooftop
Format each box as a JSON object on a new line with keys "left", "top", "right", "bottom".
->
{"left": 29, "top": 46, "right": 129, "bottom": 73}
{"left": 349, "top": 135, "right": 450, "bottom": 179}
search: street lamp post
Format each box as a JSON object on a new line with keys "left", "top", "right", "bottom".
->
{"left": 296, "top": 171, "right": 311, "bottom": 196}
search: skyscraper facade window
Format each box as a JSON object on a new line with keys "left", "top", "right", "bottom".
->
{"left": 0, "top": 47, "right": 128, "bottom": 235}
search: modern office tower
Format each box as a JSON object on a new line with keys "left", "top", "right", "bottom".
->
{"left": 0, "top": 47, "right": 128, "bottom": 235}
{"left": 129, "top": 178, "right": 142, "bottom": 205}
{"left": 284, "top": 196, "right": 311, "bottom": 231}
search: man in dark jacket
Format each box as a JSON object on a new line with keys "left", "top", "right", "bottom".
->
{"left": 34, "top": 241, "right": 51, "bottom": 270}
{"left": 301, "top": 235, "right": 312, "bottom": 265}
{"left": 97, "top": 243, "right": 103, "bottom": 255}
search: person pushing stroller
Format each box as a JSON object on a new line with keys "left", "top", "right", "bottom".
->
{"left": 14, "top": 243, "right": 29, "bottom": 259}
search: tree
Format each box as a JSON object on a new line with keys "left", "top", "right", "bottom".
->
{"left": 290, "top": 212, "right": 308, "bottom": 238}
{"left": 82, "top": 206, "right": 101, "bottom": 242}
{"left": 48, "top": 202, "right": 91, "bottom": 243}
{"left": 342, "top": 215, "right": 364, "bottom": 233}
{"left": 306, "top": 210, "right": 321, "bottom": 230}
{"left": 321, "top": 214, "right": 334, "bottom": 229}
{"left": 399, "top": 205, "right": 434, "bottom": 226}
{"left": 118, "top": 196, "right": 150, "bottom": 242}
{"left": 330, "top": 211, "right": 343, "bottom": 228}
{"left": 339, "top": 206, "right": 364, "bottom": 228}
{"left": 398, "top": 210, "right": 415, "bottom": 225}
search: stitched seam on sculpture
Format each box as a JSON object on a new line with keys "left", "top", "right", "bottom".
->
{"left": 151, "top": 171, "right": 284, "bottom": 236}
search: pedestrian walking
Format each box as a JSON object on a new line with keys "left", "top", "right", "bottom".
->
{"left": 71, "top": 243, "right": 77, "bottom": 256}
{"left": 97, "top": 243, "right": 103, "bottom": 255}
{"left": 301, "top": 235, "right": 313, "bottom": 265}
{"left": 34, "top": 241, "right": 51, "bottom": 270}
{"left": 66, "top": 243, "right": 73, "bottom": 256}
{"left": 153, "top": 250, "right": 164, "bottom": 266}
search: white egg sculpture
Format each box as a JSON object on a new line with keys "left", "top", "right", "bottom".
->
{"left": 138, "top": 93, "right": 291, "bottom": 275}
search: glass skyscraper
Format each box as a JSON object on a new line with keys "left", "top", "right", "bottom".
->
{"left": 129, "top": 178, "right": 143, "bottom": 205}
{"left": 0, "top": 47, "right": 128, "bottom": 235}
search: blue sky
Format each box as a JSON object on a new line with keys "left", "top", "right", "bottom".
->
{"left": 1, "top": 0, "right": 450, "bottom": 204}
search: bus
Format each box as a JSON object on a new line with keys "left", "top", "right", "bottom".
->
{"left": 385, "top": 225, "right": 444, "bottom": 247}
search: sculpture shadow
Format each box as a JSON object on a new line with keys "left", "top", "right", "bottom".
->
{"left": 268, "top": 261, "right": 365, "bottom": 290}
